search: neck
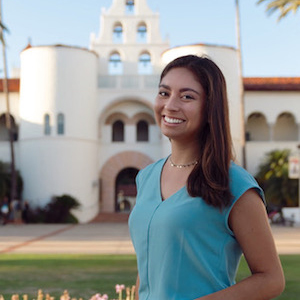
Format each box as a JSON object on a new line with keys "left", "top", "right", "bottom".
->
{"left": 170, "top": 139, "right": 200, "bottom": 165}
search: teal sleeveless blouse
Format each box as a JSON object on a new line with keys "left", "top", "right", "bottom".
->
{"left": 129, "top": 157, "right": 264, "bottom": 300}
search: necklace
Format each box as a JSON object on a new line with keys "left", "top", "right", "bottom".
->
{"left": 169, "top": 156, "right": 199, "bottom": 168}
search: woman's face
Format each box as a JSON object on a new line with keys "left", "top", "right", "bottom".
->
{"left": 154, "top": 67, "right": 206, "bottom": 143}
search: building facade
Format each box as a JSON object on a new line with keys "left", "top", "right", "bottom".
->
{"left": 0, "top": 0, "right": 299, "bottom": 223}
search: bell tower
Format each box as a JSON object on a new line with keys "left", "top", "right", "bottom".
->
{"left": 90, "top": 0, "right": 169, "bottom": 75}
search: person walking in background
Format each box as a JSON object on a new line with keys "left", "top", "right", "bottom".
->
{"left": 129, "top": 55, "right": 285, "bottom": 299}
{"left": 0, "top": 196, "right": 10, "bottom": 225}
{"left": 22, "top": 201, "right": 30, "bottom": 224}
{"left": 10, "top": 198, "right": 23, "bottom": 224}
{"left": 22, "top": 201, "right": 29, "bottom": 224}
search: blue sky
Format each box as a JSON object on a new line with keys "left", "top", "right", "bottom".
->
{"left": 1, "top": 0, "right": 300, "bottom": 77}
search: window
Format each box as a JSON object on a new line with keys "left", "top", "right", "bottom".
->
{"left": 137, "top": 23, "right": 147, "bottom": 43}
{"left": 138, "top": 52, "right": 152, "bottom": 74}
{"left": 44, "top": 114, "right": 51, "bottom": 135}
{"left": 109, "top": 52, "right": 123, "bottom": 75}
{"left": 57, "top": 113, "right": 65, "bottom": 135}
{"left": 125, "top": 0, "right": 135, "bottom": 14}
{"left": 112, "top": 120, "right": 124, "bottom": 142}
{"left": 137, "top": 120, "right": 149, "bottom": 141}
{"left": 245, "top": 113, "right": 268, "bottom": 141}
{"left": 274, "top": 112, "right": 298, "bottom": 141}
{"left": 113, "top": 23, "right": 123, "bottom": 43}
{"left": 0, "top": 113, "right": 18, "bottom": 141}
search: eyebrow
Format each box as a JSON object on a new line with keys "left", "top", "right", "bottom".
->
{"left": 159, "top": 84, "right": 201, "bottom": 96}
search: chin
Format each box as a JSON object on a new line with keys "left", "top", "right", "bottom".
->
{"left": 162, "top": 132, "right": 180, "bottom": 140}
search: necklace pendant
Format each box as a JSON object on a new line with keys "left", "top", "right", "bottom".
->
{"left": 169, "top": 156, "right": 198, "bottom": 169}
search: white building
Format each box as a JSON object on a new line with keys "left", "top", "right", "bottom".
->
{"left": 0, "top": 0, "right": 299, "bottom": 223}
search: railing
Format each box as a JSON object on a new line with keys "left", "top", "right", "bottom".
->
{"left": 98, "top": 75, "right": 159, "bottom": 89}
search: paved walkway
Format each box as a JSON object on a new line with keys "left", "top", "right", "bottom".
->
{"left": 0, "top": 223, "right": 299, "bottom": 255}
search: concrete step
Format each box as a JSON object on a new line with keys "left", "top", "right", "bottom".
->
{"left": 90, "top": 212, "right": 130, "bottom": 223}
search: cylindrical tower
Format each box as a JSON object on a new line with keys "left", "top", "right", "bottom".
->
{"left": 161, "top": 44, "right": 243, "bottom": 164}
{"left": 18, "top": 45, "right": 99, "bottom": 223}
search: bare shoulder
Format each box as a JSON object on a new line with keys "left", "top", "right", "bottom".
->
{"left": 229, "top": 188, "right": 268, "bottom": 236}
{"left": 231, "top": 189, "right": 266, "bottom": 217}
{"left": 229, "top": 189, "right": 279, "bottom": 275}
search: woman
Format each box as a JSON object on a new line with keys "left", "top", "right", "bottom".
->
{"left": 129, "top": 55, "right": 284, "bottom": 300}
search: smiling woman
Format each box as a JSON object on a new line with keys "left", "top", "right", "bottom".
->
{"left": 128, "top": 55, "right": 285, "bottom": 300}
{"left": 154, "top": 67, "right": 205, "bottom": 145}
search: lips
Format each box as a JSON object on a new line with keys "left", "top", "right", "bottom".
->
{"left": 163, "top": 115, "right": 184, "bottom": 124}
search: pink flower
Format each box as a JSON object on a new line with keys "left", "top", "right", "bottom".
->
{"left": 89, "top": 293, "right": 109, "bottom": 300}
{"left": 115, "top": 284, "right": 125, "bottom": 293}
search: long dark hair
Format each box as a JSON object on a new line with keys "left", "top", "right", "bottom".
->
{"left": 160, "top": 55, "right": 233, "bottom": 208}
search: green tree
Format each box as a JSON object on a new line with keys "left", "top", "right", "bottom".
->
{"left": 255, "top": 149, "right": 298, "bottom": 209}
{"left": 257, "top": 0, "right": 300, "bottom": 20}
{"left": 0, "top": 160, "right": 23, "bottom": 200}
{"left": 0, "top": 161, "right": 9, "bottom": 198}
{"left": 0, "top": 20, "right": 8, "bottom": 44}
{"left": 0, "top": 0, "right": 17, "bottom": 201}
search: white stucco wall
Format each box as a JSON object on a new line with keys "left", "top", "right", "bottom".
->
{"left": 90, "top": 0, "right": 169, "bottom": 75}
{"left": 245, "top": 90, "right": 300, "bottom": 176}
{"left": 18, "top": 45, "right": 99, "bottom": 223}
{"left": 98, "top": 97, "right": 163, "bottom": 170}
{"left": 245, "top": 91, "right": 300, "bottom": 124}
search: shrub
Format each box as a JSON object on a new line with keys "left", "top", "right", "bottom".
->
{"left": 0, "top": 160, "right": 23, "bottom": 200}
{"left": 255, "top": 149, "right": 298, "bottom": 210}
{"left": 28, "top": 194, "right": 80, "bottom": 224}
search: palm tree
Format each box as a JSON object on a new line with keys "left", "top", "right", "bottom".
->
{"left": 0, "top": 0, "right": 17, "bottom": 202}
{"left": 256, "top": 149, "right": 298, "bottom": 209}
{"left": 257, "top": 0, "right": 300, "bottom": 20}
{"left": 235, "top": 0, "right": 246, "bottom": 168}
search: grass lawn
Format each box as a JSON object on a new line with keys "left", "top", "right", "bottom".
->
{"left": 0, "top": 254, "right": 298, "bottom": 299}
{"left": 237, "top": 255, "right": 299, "bottom": 300}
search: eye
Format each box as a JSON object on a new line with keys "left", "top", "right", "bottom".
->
{"left": 182, "top": 94, "right": 195, "bottom": 100}
{"left": 158, "top": 91, "right": 169, "bottom": 97}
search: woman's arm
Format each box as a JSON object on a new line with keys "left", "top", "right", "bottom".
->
{"left": 197, "top": 189, "right": 285, "bottom": 300}
{"left": 135, "top": 274, "right": 140, "bottom": 300}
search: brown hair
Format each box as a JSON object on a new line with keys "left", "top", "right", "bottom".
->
{"left": 160, "top": 55, "right": 233, "bottom": 208}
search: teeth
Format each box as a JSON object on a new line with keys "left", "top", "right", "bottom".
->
{"left": 164, "top": 116, "right": 183, "bottom": 124}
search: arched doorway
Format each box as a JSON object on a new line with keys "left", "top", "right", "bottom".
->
{"left": 115, "top": 167, "right": 138, "bottom": 212}
{"left": 100, "top": 151, "right": 153, "bottom": 212}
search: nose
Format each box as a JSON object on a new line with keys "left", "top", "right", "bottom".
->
{"left": 164, "top": 94, "right": 179, "bottom": 111}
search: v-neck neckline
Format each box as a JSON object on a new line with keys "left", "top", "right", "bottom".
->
{"left": 159, "top": 156, "right": 186, "bottom": 202}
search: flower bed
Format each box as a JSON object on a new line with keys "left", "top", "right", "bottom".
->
{"left": 0, "top": 285, "right": 135, "bottom": 300}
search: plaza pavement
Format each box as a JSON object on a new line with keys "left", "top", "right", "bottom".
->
{"left": 0, "top": 222, "right": 300, "bottom": 255}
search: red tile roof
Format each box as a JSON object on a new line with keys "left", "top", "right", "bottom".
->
{"left": 1, "top": 77, "right": 300, "bottom": 92}
{"left": 243, "top": 77, "right": 300, "bottom": 91}
{"left": 0, "top": 79, "right": 20, "bottom": 92}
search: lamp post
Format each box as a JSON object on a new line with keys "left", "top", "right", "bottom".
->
{"left": 298, "top": 144, "right": 300, "bottom": 208}
{"left": 286, "top": 145, "right": 300, "bottom": 225}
